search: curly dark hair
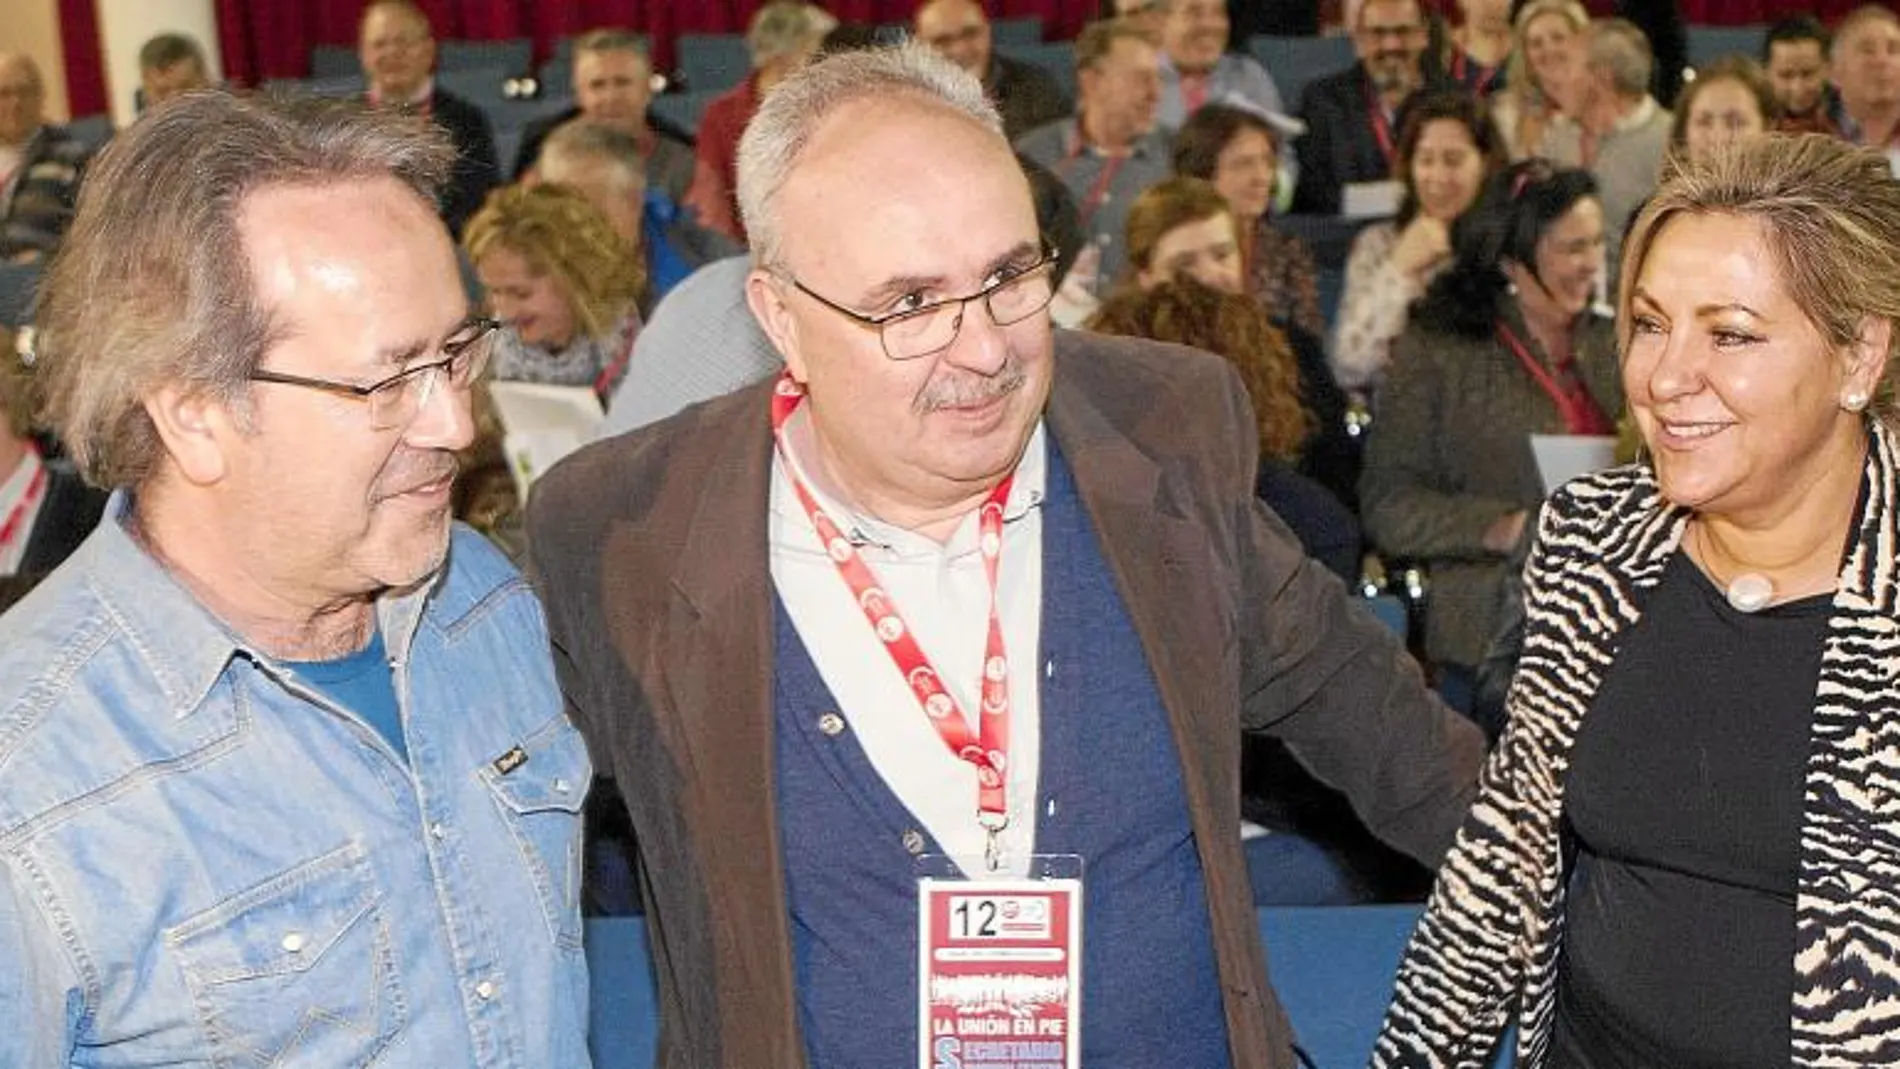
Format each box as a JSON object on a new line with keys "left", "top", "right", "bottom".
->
{"left": 1087, "top": 277, "right": 1314, "bottom": 460}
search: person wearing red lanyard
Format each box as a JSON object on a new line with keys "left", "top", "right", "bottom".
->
{"left": 1289, "top": 0, "right": 1439, "bottom": 216}
{"left": 530, "top": 41, "right": 1484, "bottom": 1069}
{"left": 1015, "top": 20, "right": 1172, "bottom": 299}
{"left": 1445, "top": 0, "right": 1512, "bottom": 97}
{"left": 0, "top": 327, "right": 105, "bottom": 610}
{"left": 1361, "top": 160, "right": 1620, "bottom": 724}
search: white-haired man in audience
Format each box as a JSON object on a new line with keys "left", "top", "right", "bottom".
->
{"left": 1538, "top": 17, "right": 1670, "bottom": 272}
{"left": 915, "top": 0, "right": 1071, "bottom": 140}
{"left": 0, "top": 53, "right": 90, "bottom": 262}
{"left": 511, "top": 28, "right": 695, "bottom": 204}
{"left": 536, "top": 118, "right": 739, "bottom": 305}
{"left": 528, "top": 39, "right": 1479, "bottom": 1069}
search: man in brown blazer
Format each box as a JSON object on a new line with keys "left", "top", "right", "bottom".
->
{"left": 527, "top": 41, "right": 1483, "bottom": 1069}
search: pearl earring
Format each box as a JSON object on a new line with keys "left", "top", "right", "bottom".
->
{"left": 1844, "top": 390, "right": 1870, "bottom": 413}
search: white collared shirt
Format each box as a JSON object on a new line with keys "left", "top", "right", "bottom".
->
{"left": 770, "top": 415, "right": 1047, "bottom": 877}
{"left": 0, "top": 446, "right": 46, "bottom": 577}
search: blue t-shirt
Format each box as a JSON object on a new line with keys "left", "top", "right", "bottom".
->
{"left": 287, "top": 629, "right": 406, "bottom": 762}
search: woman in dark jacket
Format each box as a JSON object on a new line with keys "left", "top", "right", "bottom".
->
{"left": 1359, "top": 160, "right": 1621, "bottom": 702}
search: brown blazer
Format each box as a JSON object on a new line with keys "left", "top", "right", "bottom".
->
{"left": 526, "top": 330, "right": 1484, "bottom": 1069}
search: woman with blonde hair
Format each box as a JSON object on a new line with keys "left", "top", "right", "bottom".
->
{"left": 463, "top": 182, "right": 646, "bottom": 403}
{"left": 1491, "top": 0, "right": 1590, "bottom": 159}
{"left": 1376, "top": 133, "right": 1900, "bottom": 1067}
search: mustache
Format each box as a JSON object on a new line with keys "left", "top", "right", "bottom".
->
{"left": 373, "top": 452, "right": 460, "bottom": 500}
{"left": 914, "top": 356, "right": 1028, "bottom": 414}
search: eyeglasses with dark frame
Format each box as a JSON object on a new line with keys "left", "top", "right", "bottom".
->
{"left": 784, "top": 246, "right": 1061, "bottom": 362}
{"left": 247, "top": 316, "right": 499, "bottom": 431}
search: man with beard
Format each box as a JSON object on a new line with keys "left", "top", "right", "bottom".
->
{"left": 528, "top": 40, "right": 1481, "bottom": 1069}
{"left": 0, "top": 93, "right": 590, "bottom": 1066}
{"left": 1292, "top": 0, "right": 1452, "bottom": 215}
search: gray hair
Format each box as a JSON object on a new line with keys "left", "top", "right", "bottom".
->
{"left": 747, "top": 1, "right": 840, "bottom": 68}
{"left": 34, "top": 92, "right": 453, "bottom": 489}
{"left": 541, "top": 118, "right": 645, "bottom": 190}
{"left": 1588, "top": 17, "right": 1653, "bottom": 98}
{"left": 736, "top": 40, "right": 1003, "bottom": 268}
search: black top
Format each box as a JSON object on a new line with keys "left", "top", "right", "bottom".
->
{"left": 1550, "top": 551, "right": 1830, "bottom": 1068}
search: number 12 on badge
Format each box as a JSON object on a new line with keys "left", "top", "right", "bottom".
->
{"left": 918, "top": 878, "right": 1081, "bottom": 1069}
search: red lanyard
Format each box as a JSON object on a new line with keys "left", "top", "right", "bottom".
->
{"left": 1181, "top": 72, "right": 1210, "bottom": 116}
{"left": 1497, "top": 321, "right": 1614, "bottom": 436}
{"left": 771, "top": 374, "right": 1016, "bottom": 861}
{"left": 1366, "top": 79, "right": 1397, "bottom": 167}
{"left": 1058, "top": 126, "right": 1132, "bottom": 231}
{"left": 1450, "top": 50, "right": 1500, "bottom": 95}
{"left": 0, "top": 449, "right": 47, "bottom": 560}
{"left": 591, "top": 317, "right": 641, "bottom": 400}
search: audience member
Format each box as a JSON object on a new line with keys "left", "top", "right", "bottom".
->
{"left": 1156, "top": 0, "right": 1289, "bottom": 129}
{"left": 1446, "top": 0, "right": 1513, "bottom": 95}
{"left": 599, "top": 256, "right": 783, "bottom": 437}
{"left": 537, "top": 119, "right": 740, "bottom": 304}
{"left": 1829, "top": 4, "right": 1900, "bottom": 170}
{"left": 685, "top": 1, "right": 837, "bottom": 242}
{"left": 1017, "top": 19, "right": 1172, "bottom": 297}
{"left": 0, "top": 326, "right": 104, "bottom": 613}
{"left": 1375, "top": 131, "right": 1900, "bottom": 1069}
{"left": 527, "top": 42, "right": 1482, "bottom": 1069}
{"left": 0, "top": 54, "right": 90, "bottom": 262}
{"left": 916, "top": 0, "right": 1071, "bottom": 140}
{"left": 1492, "top": 0, "right": 1590, "bottom": 159}
{"left": 1670, "top": 56, "right": 1775, "bottom": 167}
{"left": 1093, "top": 277, "right": 1361, "bottom": 581}
{"left": 1764, "top": 14, "right": 1838, "bottom": 137}
{"left": 1, "top": 91, "right": 588, "bottom": 1066}
{"left": 1333, "top": 90, "right": 1506, "bottom": 393}
{"left": 1360, "top": 161, "right": 1620, "bottom": 711}
{"left": 1538, "top": 18, "right": 1671, "bottom": 274}
{"left": 1292, "top": 0, "right": 1448, "bottom": 216}
{"left": 136, "top": 33, "right": 211, "bottom": 112}
{"left": 511, "top": 29, "right": 695, "bottom": 205}
{"left": 464, "top": 183, "right": 644, "bottom": 403}
{"left": 1120, "top": 177, "right": 1359, "bottom": 512}
{"left": 1172, "top": 103, "right": 1323, "bottom": 339}
{"left": 1104, "top": 0, "right": 1168, "bottom": 39}
{"left": 357, "top": 0, "right": 501, "bottom": 237}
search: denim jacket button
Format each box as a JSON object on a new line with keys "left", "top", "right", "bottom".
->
{"left": 475, "top": 980, "right": 496, "bottom": 1000}
{"left": 280, "top": 932, "right": 306, "bottom": 954}
{"left": 429, "top": 822, "right": 446, "bottom": 840}
{"left": 553, "top": 778, "right": 572, "bottom": 795}
{"left": 817, "top": 713, "right": 845, "bottom": 737}
{"left": 902, "top": 829, "right": 926, "bottom": 855}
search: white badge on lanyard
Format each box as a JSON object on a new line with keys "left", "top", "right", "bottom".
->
{"left": 918, "top": 854, "right": 1083, "bottom": 1069}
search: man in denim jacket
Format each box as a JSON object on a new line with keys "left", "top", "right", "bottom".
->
{"left": 0, "top": 93, "right": 591, "bottom": 1067}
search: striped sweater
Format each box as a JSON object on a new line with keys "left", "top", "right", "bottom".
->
{"left": 1374, "top": 419, "right": 1900, "bottom": 1068}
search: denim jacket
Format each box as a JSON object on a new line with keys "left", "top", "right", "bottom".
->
{"left": 0, "top": 499, "right": 591, "bottom": 1067}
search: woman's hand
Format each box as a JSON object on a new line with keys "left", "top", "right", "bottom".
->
{"left": 1390, "top": 216, "right": 1452, "bottom": 283}
{"left": 1483, "top": 510, "right": 1528, "bottom": 555}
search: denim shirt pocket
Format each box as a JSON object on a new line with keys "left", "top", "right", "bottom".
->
{"left": 478, "top": 715, "right": 590, "bottom": 950}
{"left": 165, "top": 841, "right": 409, "bottom": 1069}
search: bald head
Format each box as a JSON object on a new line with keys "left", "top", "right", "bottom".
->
{"left": 0, "top": 53, "right": 45, "bottom": 145}
{"left": 916, "top": 0, "right": 993, "bottom": 78}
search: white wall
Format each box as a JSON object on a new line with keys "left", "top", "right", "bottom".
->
{"left": 94, "top": 0, "right": 223, "bottom": 126}
{"left": 13, "top": 0, "right": 70, "bottom": 121}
